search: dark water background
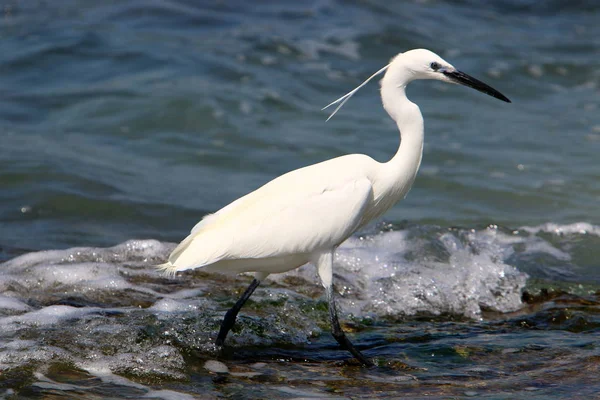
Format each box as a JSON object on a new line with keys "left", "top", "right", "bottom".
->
{"left": 1, "top": 0, "right": 599, "bottom": 398}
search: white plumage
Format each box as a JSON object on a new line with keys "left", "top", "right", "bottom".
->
{"left": 161, "top": 154, "right": 406, "bottom": 275}
{"left": 158, "top": 49, "right": 510, "bottom": 365}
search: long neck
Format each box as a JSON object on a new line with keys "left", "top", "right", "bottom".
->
{"left": 377, "top": 82, "right": 425, "bottom": 201}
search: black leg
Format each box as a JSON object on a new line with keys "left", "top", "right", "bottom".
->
{"left": 326, "top": 285, "right": 374, "bottom": 367}
{"left": 216, "top": 278, "right": 261, "bottom": 347}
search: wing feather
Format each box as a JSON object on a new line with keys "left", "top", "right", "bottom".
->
{"left": 164, "top": 159, "right": 374, "bottom": 273}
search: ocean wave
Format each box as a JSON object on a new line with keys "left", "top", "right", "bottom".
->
{"left": 2, "top": 222, "right": 598, "bottom": 379}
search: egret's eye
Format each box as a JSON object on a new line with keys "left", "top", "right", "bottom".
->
{"left": 430, "top": 62, "right": 441, "bottom": 71}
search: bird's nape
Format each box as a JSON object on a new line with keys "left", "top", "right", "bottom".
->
{"left": 442, "top": 69, "right": 511, "bottom": 103}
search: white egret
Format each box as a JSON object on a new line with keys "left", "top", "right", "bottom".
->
{"left": 159, "top": 49, "right": 510, "bottom": 367}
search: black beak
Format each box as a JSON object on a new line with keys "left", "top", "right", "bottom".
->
{"left": 443, "top": 70, "right": 511, "bottom": 103}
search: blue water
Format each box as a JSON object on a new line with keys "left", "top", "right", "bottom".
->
{"left": 1, "top": 0, "right": 599, "bottom": 254}
{"left": 1, "top": 1, "right": 599, "bottom": 398}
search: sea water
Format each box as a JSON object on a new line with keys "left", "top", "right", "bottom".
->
{"left": 1, "top": 0, "right": 599, "bottom": 398}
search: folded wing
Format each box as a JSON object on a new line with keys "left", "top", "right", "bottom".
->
{"left": 162, "top": 170, "right": 374, "bottom": 273}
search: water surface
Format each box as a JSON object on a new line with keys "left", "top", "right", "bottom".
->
{"left": 1, "top": 0, "right": 599, "bottom": 398}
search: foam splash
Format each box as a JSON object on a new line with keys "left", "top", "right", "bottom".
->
{"left": 30, "top": 370, "right": 196, "bottom": 400}
{"left": 363, "top": 230, "right": 524, "bottom": 318}
{"left": 277, "top": 226, "right": 527, "bottom": 319}
{"left": 0, "top": 223, "right": 597, "bottom": 381}
{"left": 520, "top": 222, "right": 600, "bottom": 236}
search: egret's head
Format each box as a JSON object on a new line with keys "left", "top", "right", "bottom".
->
{"left": 322, "top": 48, "right": 510, "bottom": 121}
{"left": 391, "top": 49, "right": 455, "bottom": 81}
{"left": 389, "top": 49, "right": 510, "bottom": 102}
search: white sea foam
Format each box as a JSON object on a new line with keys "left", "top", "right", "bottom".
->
{"left": 278, "top": 226, "right": 528, "bottom": 319}
{"left": 0, "top": 295, "right": 32, "bottom": 313}
{"left": 521, "top": 222, "right": 600, "bottom": 236}
{"left": 0, "top": 223, "right": 596, "bottom": 381}
{"left": 30, "top": 370, "right": 196, "bottom": 400}
{"left": 0, "top": 305, "right": 100, "bottom": 333}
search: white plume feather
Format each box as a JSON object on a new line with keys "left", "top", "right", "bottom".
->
{"left": 322, "top": 63, "right": 391, "bottom": 121}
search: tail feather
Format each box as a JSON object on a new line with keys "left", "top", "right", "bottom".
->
{"left": 156, "top": 213, "right": 228, "bottom": 276}
{"left": 156, "top": 261, "right": 180, "bottom": 277}
{"left": 167, "top": 234, "right": 195, "bottom": 264}
{"left": 156, "top": 233, "right": 196, "bottom": 276}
